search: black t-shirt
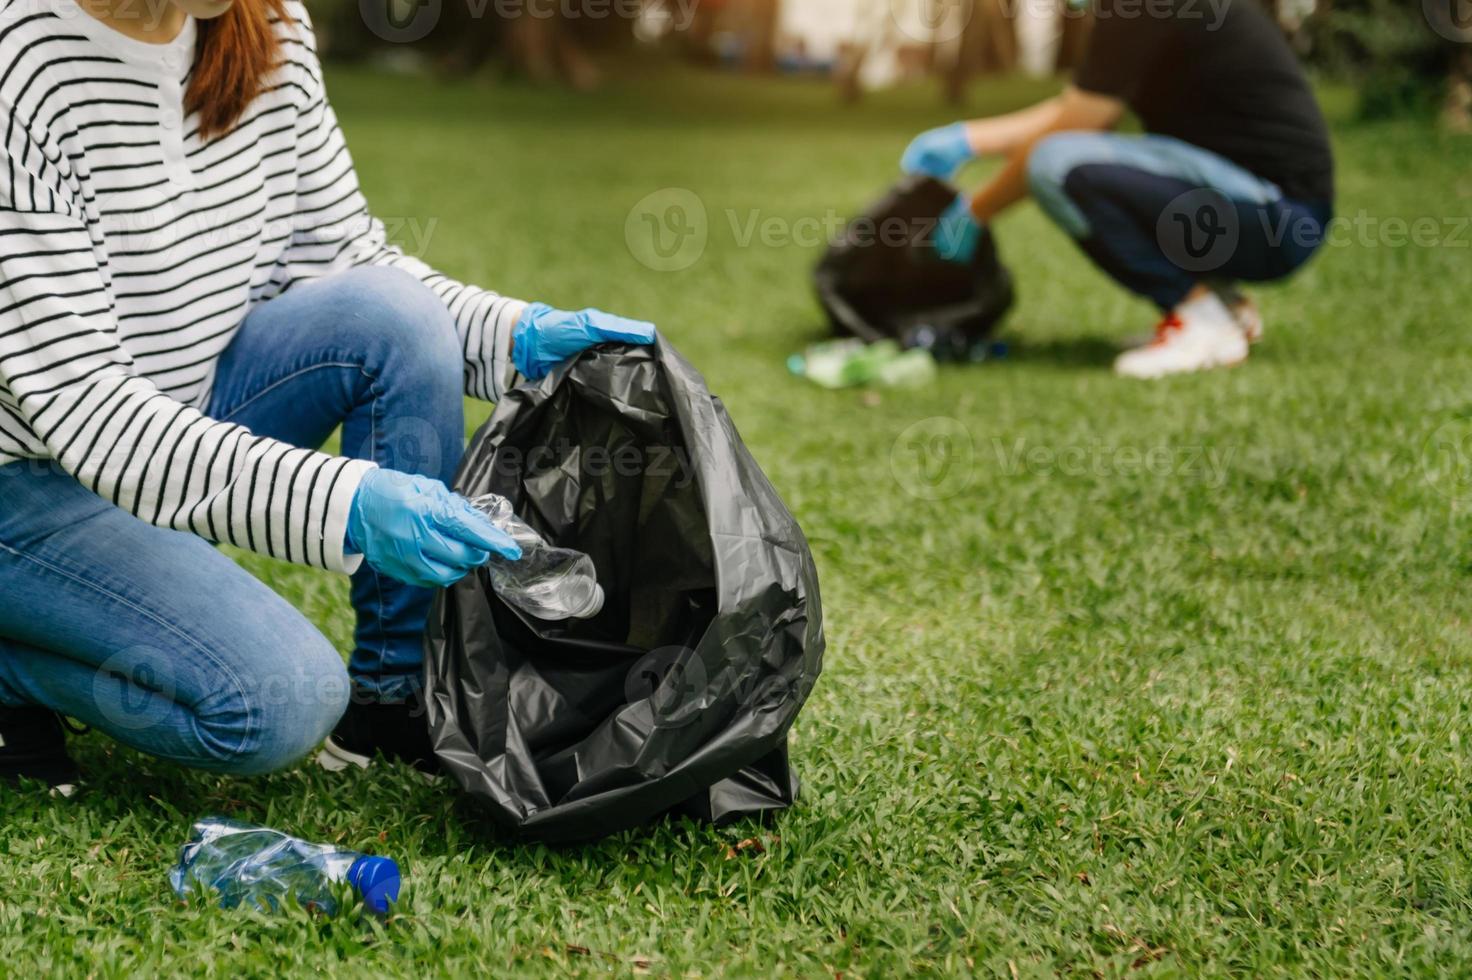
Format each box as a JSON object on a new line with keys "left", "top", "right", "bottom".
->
{"left": 1074, "top": 0, "right": 1334, "bottom": 203}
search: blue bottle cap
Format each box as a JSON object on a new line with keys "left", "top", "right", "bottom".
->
{"left": 347, "top": 855, "right": 401, "bottom": 914}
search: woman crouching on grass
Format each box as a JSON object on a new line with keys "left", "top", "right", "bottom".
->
{"left": 0, "top": 0, "right": 654, "bottom": 791}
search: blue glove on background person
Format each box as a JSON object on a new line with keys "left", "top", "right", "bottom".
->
{"left": 901, "top": 122, "right": 977, "bottom": 179}
{"left": 512, "top": 303, "right": 657, "bottom": 380}
{"left": 934, "top": 194, "right": 981, "bottom": 264}
{"left": 347, "top": 468, "right": 521, "bottom": 589}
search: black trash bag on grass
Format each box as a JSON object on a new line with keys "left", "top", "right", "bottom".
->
{"left": 424, "top": 339, "right": 824, "bottom": 842}
{"left": 815, "top": 174, "right": 1014, "bottom": 359}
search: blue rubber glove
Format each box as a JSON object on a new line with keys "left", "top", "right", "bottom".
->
{"left": 934, "top": 194, "right": 981, "bottom": 264}
{"left": 513, "top": 303, "right": 657, "bottom": 380}
{"left": 346, "top": 468, "right": 521, "bottom": 589}
{"left": 900, "top": 122, "right": 976, "bottom": 179}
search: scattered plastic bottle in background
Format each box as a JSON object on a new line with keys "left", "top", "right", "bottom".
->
{"left": 787, "top": 339, "right": 938, "bottom": 389}
{"left": 875, "top": 348, "right": 939, "bottom": 387}
{"left": 169, "top": 817, "right": 400, "bottom": 915}
{"left": 471, "top": 494, "right": 605, "bottom": 620}
{"left": 793, "top": 338, "right": 894, "bottom": 388}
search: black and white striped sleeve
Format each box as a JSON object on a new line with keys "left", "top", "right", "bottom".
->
{"left": 279, "top": 34, "right": 526, "bottom": 403}
{"left": 0, "top": 126, "right": 374, "bottom": 574}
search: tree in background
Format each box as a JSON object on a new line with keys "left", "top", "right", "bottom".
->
{"left": 308, "top": 0, "right": 1472, "bottom": 128}
{"left": 314, "top": 0, "right": 631, "bottom": 88}
{"left": 1050, "top": 0, "right": 1469, "bottom": 129}
{"left": 745, "top": 0, "right": 782, "bottom": 71}
{"left": 1304, "top": 0, "right": 1472, "bottom": 128}
{"left": 942, "top": 0, "right": 1018, "bottom": 102}
{"left": 1053, "top": 0, "right": 1091, "bottom": 73}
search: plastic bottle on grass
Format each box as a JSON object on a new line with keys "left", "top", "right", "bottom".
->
{"left": 169, "top": 817, "right": 400, "bottom": 914}
{"left": 789, "top": 339, "right": 905, "bottom": 388}
{"left": 789, "top": 339, "right": 938, "bottom": 389}
{"left": 876, "top": 348, "right": 938, "bottom": 387}
{"left": 471, "top": 493, "right": 605, "bottom": 620}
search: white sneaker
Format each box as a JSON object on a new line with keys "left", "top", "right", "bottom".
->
{"left": 1233, "top": 300, "right": 1263, "bottom": 344}
{"left": 315, "top": 738, "right": 371, "bottom": 773}
{"left": 1212, "top": 285, "right": 1263, "bottom": 344}
{"left": 1113, "top": 293, "right": 1248, "bottom": 379}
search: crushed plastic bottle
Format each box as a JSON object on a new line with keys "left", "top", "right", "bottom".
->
{"left": 168, "top": 817, "right": 400, "bottom": 915}
{"left": 471, "top": 493, "right": 605, "bottom": 620}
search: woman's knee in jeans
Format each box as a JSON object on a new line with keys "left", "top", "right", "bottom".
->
{"left": 188, "top": 626, "right": 350, "bottom": 777}
{"left": 321, "top": 265, "right": 466, "bottom": 475}
{"left": 320, "top": 266, "right": 462, "bottom": 387}
{"left": 1027, "top": 132, "right": 1110, "bottom": 238}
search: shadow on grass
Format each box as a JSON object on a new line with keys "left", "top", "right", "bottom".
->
{"left": 995, "top": 334, "right": 1121, "bottom": 369}
{"left": 55, "top": 731, "right": 759, "bottom": 870}
{"left": 789, "top": 318, "right": 1122, "bottom": 373}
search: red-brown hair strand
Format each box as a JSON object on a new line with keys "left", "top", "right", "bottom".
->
{"left": 186, "top": 0, "right": 291, "bottom": 140}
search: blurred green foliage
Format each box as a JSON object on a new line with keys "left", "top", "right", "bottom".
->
{"left": 1305, "top": 0, "right": 1461, "bottom": 119}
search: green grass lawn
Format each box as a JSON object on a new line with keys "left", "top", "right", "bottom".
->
{"left": 5, "top": 63, "right": 1472, "bottom": 976}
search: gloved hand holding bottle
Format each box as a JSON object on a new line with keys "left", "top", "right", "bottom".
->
{"left": 347, "top": 468, "right": 521, "bottom": 589}
{"left": 347, "top": 302, "right": 655, "bottom": 589}
{"left": 512, "top": 303, "right": 656, "bottom": 380}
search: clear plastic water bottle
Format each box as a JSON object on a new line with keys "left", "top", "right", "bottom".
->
{"left": 471, "top": 493, "right": 605, "bottom": 620}
{"left": 169, "top": 817, "right": 401, "bottom": 915}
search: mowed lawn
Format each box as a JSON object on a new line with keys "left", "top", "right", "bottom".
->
{"left": 5, "top": 62, "right": 1472, "bottom": 976}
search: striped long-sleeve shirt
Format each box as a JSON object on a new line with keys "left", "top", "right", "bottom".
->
{"left": 0, "top": 0, "right": 525, "bottom": 574}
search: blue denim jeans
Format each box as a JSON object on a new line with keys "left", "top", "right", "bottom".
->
{"left": 1026, "top": 132, "right": 1331, "bottom": 310}
{"left": 0, "top": 266, "right": 467, "bottom": 773}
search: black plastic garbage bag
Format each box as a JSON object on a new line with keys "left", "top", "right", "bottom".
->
{"left": 424, "top": 339, "right": 824, "bottom": 842}
{"left": 814, "top": 174, "right": 1014, "bottom": 359}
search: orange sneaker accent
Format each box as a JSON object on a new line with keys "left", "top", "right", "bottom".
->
{"left": 1150, "top": 313, "right": 1184, "bottom": 347}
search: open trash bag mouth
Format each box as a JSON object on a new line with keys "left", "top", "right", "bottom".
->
{"left": 814, "top": 173, "right": 1014, "bottom": 356}
{"left": 425, "top": 339, "right": 824, "bottom": 842}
